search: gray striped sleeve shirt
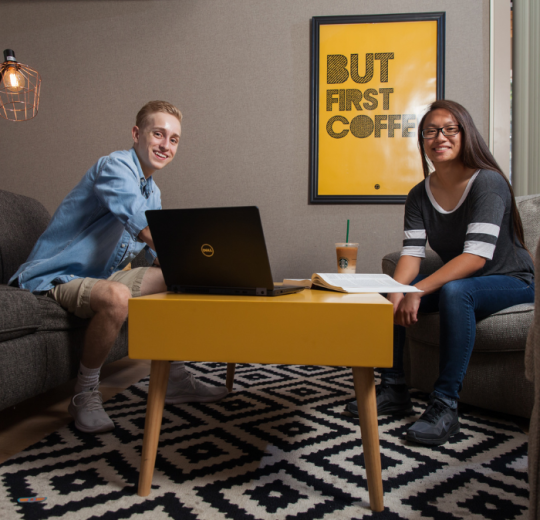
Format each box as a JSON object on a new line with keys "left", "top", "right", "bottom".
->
{"left": 401, "top": 169, "right": 534, "bottom": 284}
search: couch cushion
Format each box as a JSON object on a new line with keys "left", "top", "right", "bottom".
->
{"left": 0, "top": 285, "right": 42, "bottom": 341}
{"left": 36, "top": 294, "right": 88, "bottom": 331}
{"left": 408, "top": 303, "right": 534, "bottom": 353}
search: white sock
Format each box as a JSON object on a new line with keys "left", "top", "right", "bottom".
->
{"left": 169, "top": 362, "right": 189, "bottom": 381}
{"left": 74, "top": 363, "right": 101, "bottom": 394}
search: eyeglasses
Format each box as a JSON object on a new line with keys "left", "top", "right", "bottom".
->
{"left": 421, "top": 125, "right": 461, "bottom": 139}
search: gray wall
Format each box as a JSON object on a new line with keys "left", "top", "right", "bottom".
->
{"left": 0, "top": 0, "right": 489, "bottom": 280}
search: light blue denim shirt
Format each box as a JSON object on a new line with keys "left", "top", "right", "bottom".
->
{"left": 10, "top": 148, "right": 160, "bottom": 293}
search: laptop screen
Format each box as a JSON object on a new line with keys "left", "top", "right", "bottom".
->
{"left": 146, "top": 206, "right": 275, "bottom": 292}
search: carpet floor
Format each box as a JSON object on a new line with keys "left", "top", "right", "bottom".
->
{"left": 0, "top": 363, "right": 529, "bottom": 519}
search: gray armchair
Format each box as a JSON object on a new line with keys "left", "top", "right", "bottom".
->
{"left": 526, "top": 235, "right": 540, "bottom": 519}
{"left": 382, "top": 194, "right": 540, "bottom": 418}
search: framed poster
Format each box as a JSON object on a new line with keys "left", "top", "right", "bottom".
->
{"left": 310, "top": 13, "right": 445, "bottom": 204}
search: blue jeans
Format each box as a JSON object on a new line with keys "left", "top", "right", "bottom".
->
{"left": 380, "top": 274, "right": 535, "bottom": 402}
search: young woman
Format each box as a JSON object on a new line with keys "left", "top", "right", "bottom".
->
{"left": 347, "top": 100, "right": 535, "bottom": 446}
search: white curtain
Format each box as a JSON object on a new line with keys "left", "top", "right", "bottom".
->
{"left": 513, "top": 0, "right": 540, "bottom": 195}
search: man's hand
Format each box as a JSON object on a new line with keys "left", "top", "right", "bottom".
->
{"left": 394, "top": 292, "right": 422, "bottom": 327}
{"left": 138, "top": 226, "right": 156, "bottom": 252}
{"left": 153, "top": 257, "right": 160, "bottom": 267}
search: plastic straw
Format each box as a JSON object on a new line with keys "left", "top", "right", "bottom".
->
{"left": 346, "top": 219, "right": 350, "bottom": 243}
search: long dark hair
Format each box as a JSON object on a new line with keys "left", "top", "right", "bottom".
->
{"left": 418, "top": 100, "right": 526, "bottom": 250}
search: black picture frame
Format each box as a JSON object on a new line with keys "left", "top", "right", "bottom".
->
{"left": 310, "top": 12, "right": 446, "bottom": 204}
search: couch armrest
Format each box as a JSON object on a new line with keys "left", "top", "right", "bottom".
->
{"left": 381, "top": 252, "right": 401, "bottom": 277}
{"left": 382, "top": 250, "right": 444, "bottom": 278}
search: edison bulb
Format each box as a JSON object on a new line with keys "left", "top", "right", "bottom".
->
{"left": 3, "top": 65, "right": 25, "bottom": 92}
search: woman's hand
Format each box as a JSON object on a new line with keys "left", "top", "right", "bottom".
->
{"left": 394, "top": 292, "right": 422, "bottom": 327}
{"left": 387, "top": 292, "right": 405, "bottom": 316}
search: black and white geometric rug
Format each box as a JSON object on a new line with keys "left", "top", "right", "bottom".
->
{"left": 0, "top": 363, "right": 529, "bottom": 519}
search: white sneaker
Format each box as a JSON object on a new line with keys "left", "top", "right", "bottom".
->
{"left": 68, "top": 386, "right": 115, "bottom": 433}
{"left": 165, "top": 373, "right": 228, "bottom": 404}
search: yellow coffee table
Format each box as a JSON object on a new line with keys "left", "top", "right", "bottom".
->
{"left": 129, "top": 289, "right": 393, "bottom": 512}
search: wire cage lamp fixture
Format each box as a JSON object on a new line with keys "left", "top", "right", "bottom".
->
{"left": 0, "top": 49, "right": 41, "bottom": 122}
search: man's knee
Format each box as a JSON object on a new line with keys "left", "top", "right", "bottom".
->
{"left": 91, "top": 281, "right": 131, "bottom": 321}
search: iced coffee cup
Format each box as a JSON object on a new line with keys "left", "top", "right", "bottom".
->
{"left": 335, "top": 243, "right": 359, "bottom": 273}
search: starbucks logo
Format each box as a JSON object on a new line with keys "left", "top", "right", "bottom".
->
{"left": 338, "top": 258, "right": 349, "bottom": 269}
{"left": 201, "top": 244, "right": 214, "bottom": 257}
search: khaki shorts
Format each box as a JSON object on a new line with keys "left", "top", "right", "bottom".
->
{"left": 47, "top": 267, "right": 150, "bottom": 319}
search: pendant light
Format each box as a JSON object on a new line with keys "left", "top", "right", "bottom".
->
{"left": 0, "top": 49, "right": 41, "bottom": 122}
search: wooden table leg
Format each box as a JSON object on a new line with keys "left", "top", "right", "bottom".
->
{"left": 226, "top": 363, "right": 236, "bottom": 392}
{"left": 138, "top": 360, "right": 170, "bottom": 497}
{"left": 352, "top": 366, "right": 384, "bottom": 512}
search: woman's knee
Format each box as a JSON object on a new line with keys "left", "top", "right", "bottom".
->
{"left": 439, "top": 279, "right": 470, "bottom": 299}
{"left": 438, "top": 279, "right": 474, "bottom": 311}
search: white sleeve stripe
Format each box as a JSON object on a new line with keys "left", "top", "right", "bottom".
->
{"left": 463, "top": 240, "right": 496, "bottom": 260}
{"left": 401, "top": 246, "right": 426, "bottom": 258}
{"left": 404, "top": 229, "right": 426, "bottom": 240}
{"left": 466, "top": 223, "right": 500, "bottom": 237}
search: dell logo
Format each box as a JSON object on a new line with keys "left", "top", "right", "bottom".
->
{"left": 201, "top": 244, "right": 214, "bottom": 257}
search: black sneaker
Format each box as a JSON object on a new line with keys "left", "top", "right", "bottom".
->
{"left": 346, "top": 383, "right": 413, "bottom": 417}
{"left": 406, "top": 397, "right": 459, "bottom": 446}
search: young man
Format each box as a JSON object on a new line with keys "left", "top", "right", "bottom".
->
{"left": 9, "top": 101, "right": 228, "bottom": 433}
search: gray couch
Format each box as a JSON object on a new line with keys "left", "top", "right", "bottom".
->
{"left": 382, "top": 194, "right": 540, "bottom": 419}
{"left": 0, "top": 189, "right": 129, "bottom": 412}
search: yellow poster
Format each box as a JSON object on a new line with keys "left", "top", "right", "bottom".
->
{"left": 311, "top": 14, "right": 444, "bottom": 203}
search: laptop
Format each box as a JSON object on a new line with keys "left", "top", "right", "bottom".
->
{"left": 145, "top": 206, "right": 304, "bottom": 296}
